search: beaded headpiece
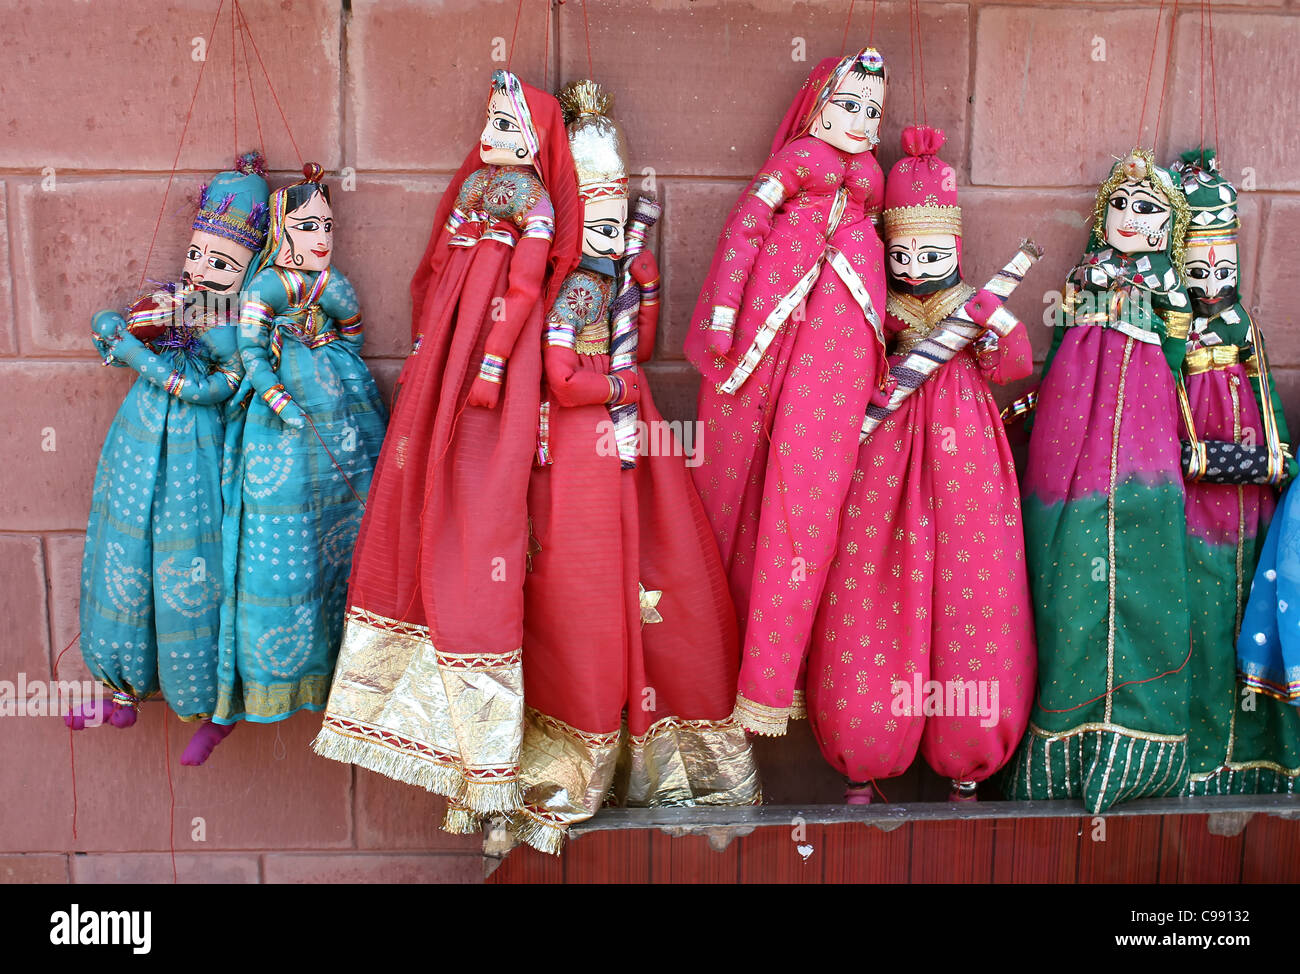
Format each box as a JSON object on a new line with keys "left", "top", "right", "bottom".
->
{"left": 1170, "top": 147, "right": 1238, "bottom": 246}
{"left": 192, "top": 151, "right": 270, "bottom": 252}
{"left": 558, "top": 80, "right": 629, "bottom": 204}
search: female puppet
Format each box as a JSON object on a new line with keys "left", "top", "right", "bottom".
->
{"left": 1005, "top": 149, "right": 1195, "bottom": 812}
{"left": 803, "top": 127, "right": 1038, "bottom": 803}
{"left": 471, "top": 80, "right": 758, "bottom": 854}
{"left": 210, "top": 164, "right": 386, "bottom": 755}
{"left": 313, "top": 70, "right": 582, "bottom": 819}
{"left": 1175, "top": 148, "right": 1300, "bottom": 794}
{"left": 72, "top": 154, "right": 268, "bottom": 764}
{"left": 685, "top": 48, "right": 891, "bottom": 737}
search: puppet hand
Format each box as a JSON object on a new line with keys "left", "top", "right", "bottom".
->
{"left": 468, "top": 376, "right": 501, "bottom": 409}
{"left": 963, "top": 289, "right": 1003, "bottom": 327}
{"left": 630, "top": 251, "right": 660, "bottom": 286}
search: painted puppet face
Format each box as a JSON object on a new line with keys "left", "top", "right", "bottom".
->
{"left": 183, "top": 229, "right": 255, "bottom": 293}
{"left": 1184, "top": 240, "right": 1239, "bottom": 317}
{"left": 582, "top": 197, "right": 629, "bottom": 259}
{"left": 1104, "top": 179, "right": 1173, "bottom": 254}
{"left": 274, "top": 190, "right": 333, "bottom": 272}
{"left": 812, "top": 72, "right": 885, "bottom": 154}
{"left": 480, "top": 91, "right": 534, "bottom": 167}
{"left": 887, "top": 232, "right": 960, "bottom": 295}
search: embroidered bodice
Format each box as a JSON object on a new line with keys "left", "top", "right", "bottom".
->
{"left": 545, "top": 263, "right": 616, "bottom": 356}
{"left": 886, "top": 283, "right": 977, "bottom": 355}
{"left": 445, "top": 165, "right": 556, "bottom": 246}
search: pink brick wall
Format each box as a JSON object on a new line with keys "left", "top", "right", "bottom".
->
{"left": 3, "top": 0, "right": 1298, "bottom": 884}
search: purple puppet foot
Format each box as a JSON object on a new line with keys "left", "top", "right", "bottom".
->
{"left": 180, "top": 720, "right": 236, "bottom": 766}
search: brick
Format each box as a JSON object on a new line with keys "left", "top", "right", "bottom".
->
{"left": 1168, "top": 11, "right": 1300, "bottom": 190}
{"left": 659, "top": 178, "right": 744, "bottom": 358}
{"left": 14, "top": 176, "right": 204, "bottom": 355}
{"left": 1253, "top": 198, "right": 1300, "bottom": 367}
{"left": 71, "top": 853, "right": 259, "bottom": 884}
{"left": 0, "top": 182, "right": 12, "bottom": 357}
{"left": 45, "top": 535, "right": 87, "bottom": 683}
{"left": 363, "top": 357, "right": 405, "bottom": 411}
{"left": 261, "top": 852, "right": 484, "bottom": 883}
{"left": 0, "top": 536, "right": 51, "bottom": 679}
{"left": 558, "top": 0, "right": 969, "bottom": 179}
{"left": 331, "top": 174, "right": 451, "bottom": 358}
{"left": 349, "top": 0, "right": 550, "bottom": 171}
{"left": 971, "top": 6, "right": 1175, "bottom": 186}
{"left": 0, "top": 362, "right": 135, "bottom": 531}
{"left": 0, "top": 854, "right": 70, "bottom": 883}
{"left": 644, "top": 362, "right": 700, "bottom": 427}
{"left": 0, "top": 705, "right": 352, "bottom": 852}
{"left": 0, "top": 0, "right": 339, "bottom": 171}
{"left": 354, "top": 768, "right": 480, "bottom": 852}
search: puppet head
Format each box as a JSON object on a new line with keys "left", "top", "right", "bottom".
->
{"left": 882, "top": 126, "right": 961, "bottom": 296}
{"left": 184, "top": 151, "right": 270, "bottom": 294}
{"left": 1092, "top": 148, "right": 1190, "bottom": 265}
{"left": 803, "top": 47, "right": 887, "bottom": 154}
{"left": 480, "top": 69, "right": 541, "bottom": 167}
{"left": 260, "top": 163, "right": 334, "bottom": 274}
{"left": 1170, "top": 147, "right": 1240, "bottom": 318}
{"left": 558, "top": 80, "right": 630, "bottom": 259}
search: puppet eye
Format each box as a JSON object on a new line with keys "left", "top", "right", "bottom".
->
{"left": 831, "top": 98, "right": 861, "bottom": 114}
{"left": 890, "top": 252, "right": 911, "bottom": 266}
{"left": 1132, "top": 200, "right": 1165, "bottom": 216}
{"left": 918, "top": 251, "right": 948, "bottom": 264}
{"left": 492, "top": 117, "right": 519, "bottom": 133}
{"left": 1109, "top": 197, "right": 1128, "bottom": 211}
{"left": 294, "top": 219, "right": 321, "bottom": 232}
{"left": 865, "top": 105, "right": 881, "bottom": 120}
{"left": 209, "top": 256, "right": 233, "bottom": 271}
{"left": 187, "top": 246, "right": 203, "bottom": 262}
{"left": 1187, "top": 267, "right": 1209, "bottom": 280}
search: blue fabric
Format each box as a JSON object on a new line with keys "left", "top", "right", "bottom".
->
{"left": 214, "top": 267, "right": 386, "bottom": 724}
{"left": 1238, "top": 484, "right": 1300, "bottom": 704}
{"left": 80, "top": 315, "right": 239, "bottom": 718}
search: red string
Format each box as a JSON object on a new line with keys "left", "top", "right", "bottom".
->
{"left": 869, "top": 0, "right": 877, "bottom": 46}
{"left": 1198, "top": 0, "right": 1206, "bottom": 166}
{"left": 1152, "top": 0, "right": 1181, "bottom": 148}
{"left": 840, "top": 0, "right": 857, "bottom": 56}
{"left": 238, "top": 12, "right": 266, "bottom": 156}
{"left": 1035, "top": 639, "right": 1194, "bottom": 714}
{"left": 581, "top": 0, "right": 595, "bottom": 78}
{"left": 162, "top": 714, "right": 178, "bottom": 883}
{"left": 53, "top": 632, "right": 81, "bottom": 839}
{"left": 543, "top": 0, "right": 551, "bottom": 88}
{"left": 505, "top": 0, "right": 526, "bottom": 70}
{"left": 1134, "top": 0, "right": 1168, "bottom": 147}
{"left": 136, "top": 0, "right": 227, "bottom": 291}
{"left": 230, "top": 0, "right": 238, "bottom": 158}
{"left": 908, "top": 0, "right": 919, "bottom": 127}
{"left": 1208, "top": 0, "right": 1221, "bottom": 157}
{"left": 914, "top": 0, "right": 929, "bottom": 125}
{"left": 301, "top": 411, "right": 367, "bottom": 507}
{"left": 235, "top": 0, "right": 304, "bottom": 166}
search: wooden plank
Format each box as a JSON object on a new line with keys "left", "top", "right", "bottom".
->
{"left": 486, "top": 843, "right": 563, "bottom": 885}
{"left": 1242, "top": 814, "right": 1300, "bottom": 883}
{"left": 822, "top": 823, "right": 911, "bottom": 883}
{"left": 563, "top": 829, "right": 652, "bottom": 884}
{"left": 648, "top": 831, "right": 739, "bottom": 884}
{"left": 1159, "top": 815, "right": 1246, "bottom": 883}
{"left": 735, "top": 822, "right": 826, "bottom": 884}
{"left": 990, "top": 817, "right": 1080, "bottom": 883}
{"left": 910, "top": 820, "right": 997, "bottom": 883}
{"left": 1075, "top": 814, "right": 1163, "bottom": 883}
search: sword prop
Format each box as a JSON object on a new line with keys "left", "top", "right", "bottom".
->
{"left": 607, "top": 193, "right": 661, "bottom": 468}
{"left": 859, "top": 239, "right": 1043, "bottom": 445}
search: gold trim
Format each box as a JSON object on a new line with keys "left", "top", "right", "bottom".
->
{"left": 1024, "top": 720, "right": 1188, "bottom": 745}
{"left": 1161, "top": 309, "right": 1192, "bottom": 342}
{"left": 883, "top": 203, "right": 962, "bottom": 238}
{"left": 1104, "top": 338, "right": 1135, "bottom": 724}
{"left": 1185, "top": 344, "right": 1241, "bottom": 374}
{"left": 732, "top": 694, "right": 791, "bottom": 737}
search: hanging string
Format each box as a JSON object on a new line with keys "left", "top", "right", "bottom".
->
{"left": 162, "top": 715, "right": 179, "bottom": 883}
{"left": 505, "top": 0, "right": 526, "bottom": 70}
{"left": 581, "top": 0, "right": 595, "bottom": 79}
{"left": 231, "top": 0, "right": 238, "bottom": 158}
{"left": 53, "top": 633, "right": 81, "bottom": 839}
{"left": 1151, "top": 0, "right": 1182, "bottom": 149}
{"left": 235, "top": 0, "right": 304, "bottom": 166}
{"left": 543, "top": 0, "right": 551, "bottom": 88}
{"left": 913, "top": 0, "right": 929, "bottom": 125}
{"left": 1207, "top": 0, "right": 1221, "bottom": 158}
{"left": 1198, "top": 0, "right": 1206, "bottom": 166}
{"left": 1036, "top": 639, "right": 1193, "bottom": 714}
{"left": 238, "top": 11, "right": 267, "bottom": 157}
{"left": 908, "top": 0, "right": 919, "bottom": 127}
{"left": 840, "top": 0, "right": 857, "bottom": 56}
{"left": 1134, "top": 0, "right": 1169, "bottom": 148}
{"left": 869, "top": 0, "right": 877, "bottom": 45}
{"left": 136, "top": 0, "right": 228, "bottom": 291}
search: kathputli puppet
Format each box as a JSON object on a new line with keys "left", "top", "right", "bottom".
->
{"left": 482, "top": 80, "right": 758, "bottom": 854}
{"left": 209, "top": 164, "right": 386, "bottom": 756}
{"left": 313, "top": 70, "right": 583, "bottom": 821}
{"left": 1005, "top": 149, "right": 1195, "bottom": 812}
{"left": 685, "top": 48, "right": 891, "bottom": 738}
{"left": 1174, "top": 148, "right": 1300, "bottom": 794}
{"left": 804, "top": 126, "right": 1038, "bottom": 803}
{"left": 72, "top": 154, "right": 268, "bottom": 765}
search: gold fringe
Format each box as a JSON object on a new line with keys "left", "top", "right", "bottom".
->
{"left": 441, "top": 804, "right": 482, "bottom": 835}
{"left": 506, "top": 809, "right": 568, "bottom": 856}
{"left": 310, "top": 724, "right": 469, "bottom": 800}
{"left": 462, "top": 777, "right": 523, "bottom": 815}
